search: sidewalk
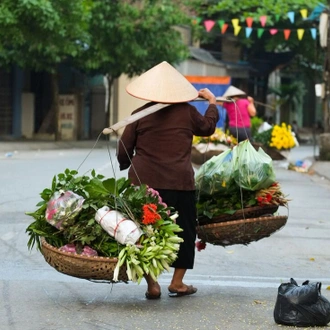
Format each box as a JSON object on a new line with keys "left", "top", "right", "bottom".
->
{"left": 1, "top": 139, "right": 330, "bottom": 183}
{"left": 0, "top": 139, "right": 116, "bottom": 152}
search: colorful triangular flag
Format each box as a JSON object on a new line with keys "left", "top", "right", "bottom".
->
{"left": 192, "top": 17, "right": 202, "bottom": 25}
{"left": 218, "top": 19, "right": 225, "bottom": 29}
{"left": 232, "top": 18, "right": 240, "bottom": 27}
{"left": 234, "top": 25, "right": 242, "bottom": 36}
{"left": 287, "top": 11, "right": 295, "bottom": 23}
{"left": 297, "top": 29, "right": 305, "bottom": 40}
{"left": 310, "top": 28, "right": 317, "bottom": 40}
{"left": 257, "top": 28, "right": 264, "bottom": 38}
{"left": 245, "top": 27, "right": 253, "bottom": 38}
{"left": 246, "top": 17, "right": 253, "bottom": 28}
{"left": 204, "top": 20, "right": 215, "bottom": 32}
{"left": 284, "top": 29, "right": 291, "bottom": 40}
{"left": 260, "top": 15, "right": 267, "bottom": 27}
{"left": 270, "top": 29, "right": 278, "bottom": 35}
{"left": 300, "top": 9, "right": 308, "bottom": 19}
{"left": 221, "top": 23, "right": 229, "bottom": 34}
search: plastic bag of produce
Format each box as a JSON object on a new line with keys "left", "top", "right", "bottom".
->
{"left": 232, "top": 140, "right": 276, "bottom": 191}
{"left": 45, "top": 190, "right": 85, "bottom": 229}
{"left": 195, "top": 149, "right": 235, "bottom": 195}
{"left": 274, "top": 278, "right": 330, "bottom": 327}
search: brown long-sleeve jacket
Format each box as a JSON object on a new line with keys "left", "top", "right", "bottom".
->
{"left": 117, "top": 102, "right": 219, "bottom": 191}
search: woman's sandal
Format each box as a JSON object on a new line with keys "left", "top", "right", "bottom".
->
{"left": 168, "top": 285, "right": 197, "bottom": 298}
{"left": 145, "top": 291, "right": 161, "bottom": 300}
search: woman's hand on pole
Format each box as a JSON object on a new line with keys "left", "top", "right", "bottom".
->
{"left": 198, "top": 88, "right": 217, "bottom": 104}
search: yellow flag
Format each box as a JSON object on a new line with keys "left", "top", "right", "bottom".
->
{"left": 234, "top": 25, "right": 241, "bottom": 36}
{"left": 232, "top": 18, "right": 239, "bottom": 27}
{"left": 300, "top": 9, "right": 308, "bottom": 19}
{"left": 297, "top": 29, "right": 305, "bottom": 40}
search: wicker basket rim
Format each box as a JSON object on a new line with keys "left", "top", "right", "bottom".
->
{"left": 197, "top": 215, "right": 287, "bottom": 229}
{"left": 41, "top": 238, "right": 119, "bottom": 263}
{"left": 198, "top": 204, "right": 279, "bottom": 220}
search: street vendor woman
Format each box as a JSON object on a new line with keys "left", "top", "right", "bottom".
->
{"left": 218, "top": 85, "right": 257, "bottom": 142}
{"left": 117, "top": 61, "right": 219, "bottom": 299}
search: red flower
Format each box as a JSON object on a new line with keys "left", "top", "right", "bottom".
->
{"left": 142, "top": 203, "right": 161, "bottom": 225}
{"left": 195, "top": 240, "right": 206, "bottom": 251}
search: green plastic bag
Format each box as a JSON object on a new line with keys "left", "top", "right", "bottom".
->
{"left": 195, "top": 149, "right": 236, "bottom": 196}
{"left": 232, "top": 140, "right": 276, "bottom": 191}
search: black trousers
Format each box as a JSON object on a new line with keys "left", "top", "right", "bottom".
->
{"left": 229, "top": 126, "right": 252, "bottom": 142}
{"left": 156, "top": 189, "right": 196, "bottom": 269}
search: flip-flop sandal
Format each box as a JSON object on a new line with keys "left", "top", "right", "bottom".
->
{"left": 145, "top": 291, "right": 161, "bottom": 300}
{"left": 168, "top": 285, "right": 197, "bottom": 298}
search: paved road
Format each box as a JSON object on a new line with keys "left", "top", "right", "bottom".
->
{"left": 1, "top": 145, "right": 330, "bottom": 330}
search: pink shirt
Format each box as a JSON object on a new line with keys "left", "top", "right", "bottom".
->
{"left": 223, "top": 99, "right": 251, "bottom": 128}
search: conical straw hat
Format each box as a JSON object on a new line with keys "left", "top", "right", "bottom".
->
{"left": 222, "top": 85, "right": 246, "bottom": 98}
{"left": 126, "top": 61, "right": 199, "bottom": 103}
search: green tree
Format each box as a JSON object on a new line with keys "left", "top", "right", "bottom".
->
{"left": 77, "top": 0, "right": 193, "bottom": 127}
{"left": 0, "top": 0, "right": 195, "bottom": 139}
{"left": 0, "top": 0, "right": 92, "bottom": 139}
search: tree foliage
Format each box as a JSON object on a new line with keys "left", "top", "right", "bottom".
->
{"left": 77, "top": 0, "right": 192, "bottom": 79}
{"left": 0, "top": 0, "right": 92, "bottom": 71}
{"left": 0, "top": 0, "right": 194, "bottom": 76}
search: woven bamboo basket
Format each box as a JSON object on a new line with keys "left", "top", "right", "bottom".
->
{"left": 196, "top": 215, "right": 288, "bottom": 247}
{"left": 41, "top": 239, "right": 128, "bottom": 282}
{"left": 191, "top": 147, "right": 224, "bottom": 165}
{"left": 197, "top": 205, "right": 279, "bottom": 226}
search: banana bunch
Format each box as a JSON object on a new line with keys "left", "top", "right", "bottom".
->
{"left": 112, "top": 218, "right": 183, "bottom": 283}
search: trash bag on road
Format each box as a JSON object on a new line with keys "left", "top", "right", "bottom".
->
{"left": 274, "top": 278, "right": 330, "bottom": 327}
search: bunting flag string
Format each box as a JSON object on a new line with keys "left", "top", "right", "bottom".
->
{"left": 196, "top": 7, "right": 318, "bottom": 41}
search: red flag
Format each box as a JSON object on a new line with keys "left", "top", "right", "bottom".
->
{"left": 221, "top": 23, "right": 229, "bottom": 34}
{"left": 246, "top": 17, "right": 253, "bottom": 28}
{"left": 284, "top": 29, "right": 291, "bottom": 40}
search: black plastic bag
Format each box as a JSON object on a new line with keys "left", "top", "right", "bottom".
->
{"left": 274, "top": 278, "right": 330, "bottom": 327}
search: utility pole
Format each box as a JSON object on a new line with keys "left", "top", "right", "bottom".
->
{"left": 325, "top": 0, "right": 330, "bottom": 133}
{"left": 318, "top": 1, "right": 330, "bottom": 159}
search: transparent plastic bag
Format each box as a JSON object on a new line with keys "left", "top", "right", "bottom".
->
{"left": 45, "top": 190, "right": 85, "bottom": 229}
{"left": 195, "top": 149, "right": 235, "bottom": 196}
{"left": 274, "top": 278, "right": 330, "bottom": 327}
{"left": 232, "top": 140, "right": 276, "bottom": 191}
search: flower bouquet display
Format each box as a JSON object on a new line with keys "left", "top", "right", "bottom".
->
{"left": 26, "top": 169, "right": 183, "bottom": 283}
{"left": 191, "top": 128, "right": 237, "bottom": 165}
{"left": 195, "top": 140, "right": 289, "bottom": 246}
{"left": 253, "top": 123, "right": 297, "bottom": 160}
